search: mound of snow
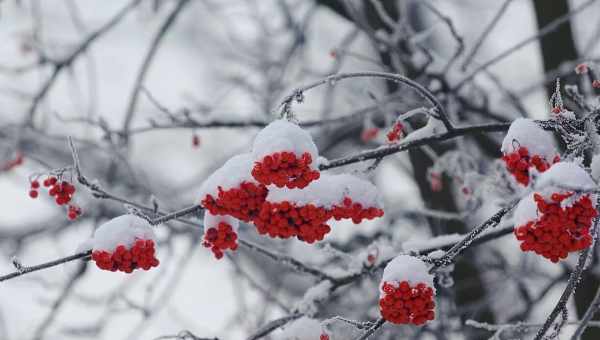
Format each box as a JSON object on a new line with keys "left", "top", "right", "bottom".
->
{"left": 536, "top": 161, "right": 596, "bottom": 191}
{"left": 501, "top": 118, "right": 556, "bottom": 160}
{"left": 381, "top": 255, "right": 434, "bottom": 294}
{"left": 403, "top": 116, "right": 446, "bottom": 143}
{"left": 266, "top": 173, "right": 383, "bottom": 209}
{"left": 591, "top": 154, "right": 600, "bottom": 181}
{"left": 203, "top": 212, "right": 239, "bottom": 232}
{"left": 252, "top": 120, "right": 319, "bottom": 168}
{"left": 92, "top": 215, "right": 156, "bottom": 252}
{"left": 513, "top": 193, "right": 538, "bottom": 226}
{"left": 198, "top": 153, "right": 257, "bottom": 198}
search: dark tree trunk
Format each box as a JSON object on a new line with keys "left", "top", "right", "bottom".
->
{"left": 532, "top": 2, "right": 600, "bottom": 339}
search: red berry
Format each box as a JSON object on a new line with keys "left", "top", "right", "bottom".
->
{"left": 29, "top": 190, "right": 38, "bottom": 199}
{"left": 192, "top": 134, "right": 201, "bottom": 148}
{"left": 361, "top": 127, "right": 379, "bottom": 142}
{"left": 30, "top": 180, "right": 40, "bottom": 189}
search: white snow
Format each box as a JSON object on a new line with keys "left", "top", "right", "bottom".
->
{"left": 266, "top": 173, "right": 384, "bottom": 209}
{"left": 91, "top": 215, "right": 156, "bottom": 252}
{"left": 501, "top": 118, "right": 556, "bottom": 160}
{"left": 535, "top": 161, "right": 597, "bottom": 191}
{"left": 402, "top": 116, "right": 446, "bottom": 143}
{"left": 591, "top": 154, "right": 600, "bottom": 181}
{"left": 203, "top": 212, "right": 239, "bottom": 232}
{"left": 513, "top": 192, "right": 538, "bottom": 226}
{"left": 277, "top": 317, "right": 323, "bottom": 340}
{"left": 402, "top": 234, "right": 462, "bottom": 252}
{"left": 380, "top": 255, "right": 435, "bottom": 295}
{"left": 295, "top": 280, "right": 333, "bottom": 316}
{"left": 252, "top": 120, "right": 319, "bottom": 169}
{"left": 198, "top": 153, "right": 257, "bottom": 198}
{"left": 75, "top": 238, "right": 94, "bottom": 253}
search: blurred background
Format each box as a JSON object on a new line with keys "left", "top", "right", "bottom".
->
{"left": 1, "top": 1, "right": 600, "bottom": 339}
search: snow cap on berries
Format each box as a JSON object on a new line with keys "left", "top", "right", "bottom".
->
{"left": 380, "top": 255, "right": 435, "bottom": 295}
{"left": 501, "top": 118, "right": 556, "bottom": 160}
{"left": 513, "top": 192, "right": 539, "bottom": 227}
{"left": 267, "top": 173, "right": 383, "bottom": 210}
{"left": 252, "top": 119, "right": 319, "bottom": 167}
{"left": 535, "top": 161, "right": 597, "bottom": 192}
{"left": 198, "top": 153, "right": 257, "bottom": 198}
{"left": 92, "top": 214, "right": 156, "bottom": 252}
{"left": 277, "top": 316, "right": 324, "bottom": 340}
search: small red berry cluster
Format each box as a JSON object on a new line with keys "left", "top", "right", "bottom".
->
{"left": 251, "top": 152, "right": 320, "bottom": 189}
{"left": 201, "top": 182, "right": 268, "bottom": 222}
{"left": 29, "top": 176, "right": 82, "bottom": 220}
{"left": 379, "top": 281, "right": 435, "bottom": 325}
{"left": 254, "top": 201, "right": 332, "bottom": 243}
{"left": 575, "top": 63, "right": 589, "bottom": 75}
{"left": 515, "top": 192, "right": 597, "bottom": 263}
{"left": 203, "top": 221, "right": 239, "bottom": 259}
{"left": 387, "top": 122, "right": 404, "bottom": 142}
{"left": 361, "top": 127, "right": 379, "bottom": 142}
{"left": 91, "top": 239, "right": 159, "bottom": 273}
{"left": 331, "top": 197, "right": 385, "bottom": 223}
{"left": 502, "top": 147, "right": 558, "bottom": 186}
{"left": 320, "top": 334, "right": 330, "bottom": 340}
{"left": 1, "top": 152, "right": 23, "bottom": 171}
{"left": 593, "top": 80, "right": 600, "bottom": 89}
{"left": 67, "top": 205, "right": 82, "bottom": 220}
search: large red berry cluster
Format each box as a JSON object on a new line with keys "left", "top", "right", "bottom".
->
{"left": 251, "top": 152, "right": 320, "bottom": 189}
{"left": 502, "top": 146, "right": 558, "bottom": 186}
{"left": 515, "top": 192, "right": 597, "bottom": 262}
{"left": 203, "top": 221, "right": 238, "bottom": 259}
{"left": 379, "top": 281, "right": 435, "bottom": 325}
{"left": 201, "top": 182, "right": 268, "bottom": 222}
{"left": 331, "top": 197, "right": 384, "bottom": 223}
{"left": 254, "top": 201, "right": 331, "bottom": 243}
{"left": 387, "top": 122, "right": 404, "bottom": 142}
{"left": 91, "top": 239, "right": 159, "bottom": 273}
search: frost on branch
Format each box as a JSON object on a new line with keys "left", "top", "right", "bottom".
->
{"left": 253, "top": 174, "right": 384, "bottom": 243}
{"left": 251, "top": 119, "right": 320, "bottom": 189}
{"left": 199, "top": 153, "right": 268, "bottom": 222}
{"left": 90, "top": 214, "right": 159, "bottom": 273}
{"left": 402, "top": 115, "right": 446, "bottom": 143}
{"left": 295, "top": 280, "right": 333, "bottom": 316}
{"left": 277, "top": 316, "right": 328, "bottom": 340}
{"left": 379, "top": 255, "right": 436, "bottom": 325}
{"left": 202, "top": 212, "right": 239, "bottom": 259}
{"left": 514, "top": 162, "right": 598, "bottom": 263}
{"left": 501, "top": 118, "right": 558, "bottom": 186}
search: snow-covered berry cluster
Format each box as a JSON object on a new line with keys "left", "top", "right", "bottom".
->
{"left": 501, "top": 118, "right": 559, "bottom": 186}
{"left": 88, "top": 215, "right": 159, "bottom": 273}
{"left": 203, "top": 213, "right": 239, "bottom": 259}
{"left": 252, "top": 151, "right": 320, "bottom": 189}
{"left": 199, "top": 120, "right": 385, "bottom": 247}
{"left": 513, "top": 162, "right": 599, "bottom": 262}
{"left": 502, "top": 146, "right": 558, "bottom": 186}
{"left": 380, "top": 281, "right": 435, "bottom": 325}
{"left": 387, "top": 121, "right": 404, "bottom": 143}
{"left": 380, "top": 255, "right": 436, "bottom": 325}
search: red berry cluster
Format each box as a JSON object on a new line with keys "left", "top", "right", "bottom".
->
{"left": 1, "top": 152, "right": 23, "bottom": 171}
{"left": 201, "top": 182, "right": 268, "bottom": 222}
{"left": 515, "top": 192, "right": 598, "bottom": 263}
{"left": 502, "top": 147, "right": 558, "bottom": 186}
{"left": 593, "top": 80, "right": 600, "bottom": 89}
{"left": 91, "top": 239, "right": 159, "bottom": 273}
{"left": 331, "top": 197, "right": 384, "bottom": 223}
{"left": 361, "top": 127, "right": 379, "bottom": 142}
{"left": 320, "top": 334, "right": 330, "bottom": 340}
{"left": 387, "top": 122, "right": 404, "bottom": 142}
{"left": 251, "top": 152, "right": 320, "bottom": 189}
{"left": 379, "top": 281, "right": 435, "bottom": 325}
{"left": 203, "top": 222, "right": 239, "bottom": 259}
{"left": 254, "top": 201, "right": 331, "bottom": 243}
{"left": 67, "top": 205, "right": 82, "bottom": 220}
